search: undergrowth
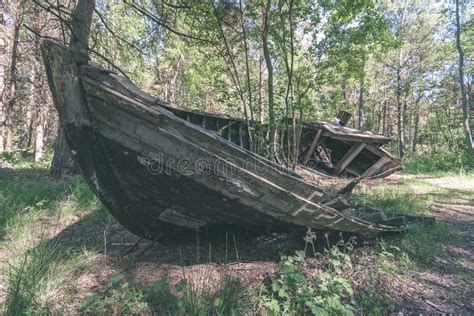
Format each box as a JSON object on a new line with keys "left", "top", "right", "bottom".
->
{"left": 354, "top": 181, "right": 432, "bottom": 216}
{"left": 260, "top": 247, "right": 355, "bottom": 315}
{"left": 3, "top": 238, "right": 100, "bottom": 315}
{"left": 403, "top": 148, "right": 474, "bottom": 174}
{"left": 149, "top": 274, "right": 253, "bottom": 315}
{"left": 1, "top": 162, "right": 471, "bottom": 314}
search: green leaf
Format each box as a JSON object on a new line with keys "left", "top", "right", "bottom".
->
{"left": 79, "top": 293, "right": 101, "bottom": 310}
{"left": 107, "top": 273, "right": 125, "bottom": 289}
{"left": 152, "top": 275, "right": 169, "bottom": 294}
{"left": 174, "top": 278, "right": 188, "bottom": 292}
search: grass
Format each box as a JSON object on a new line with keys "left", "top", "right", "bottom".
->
{"left": 147, "top": 274, "right": 254, "bottom": 315}
{"left": 0, "top": 160, "right": 472, "bottom": 314}
{"left": 0, "top": 173, "right": 101, "bottom": 239}
{"left": 354, "top": 176, "right": 468, "bottom": 267}
{"left": 3, "top": 241, "right": 94, "bottom": 314}
{"left": 79, "top": 273, "right": 151, "bottom": 314}
{"left": 0, "top": 161, "right": 113, "bottom": 314}
{"left": 354, "top": 182, "right": 433, "bottom": 216}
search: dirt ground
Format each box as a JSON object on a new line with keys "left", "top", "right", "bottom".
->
{"left": 382, "top": 174, "right": 473, "bottom": 313}
{"left": 1, "top": 171, "right": 473, "bottom": 313}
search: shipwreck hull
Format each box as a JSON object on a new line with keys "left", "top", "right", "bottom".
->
{"left": 42, "top": 40, "right": 427, "bottom": 239}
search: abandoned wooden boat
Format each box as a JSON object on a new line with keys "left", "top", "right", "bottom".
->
{"left": 42, "top": 40, "right": 429, "bottom": 239}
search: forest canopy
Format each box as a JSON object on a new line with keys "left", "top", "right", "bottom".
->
{"left": 0, "top": 0, "right": 473, "bottom": 172}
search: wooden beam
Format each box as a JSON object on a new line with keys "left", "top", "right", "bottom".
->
{"left": 238, "top": 123, "right": 243, "bottom": 146}
{"left": 303, "top": 129, "right": 323, "bottom": 165}
{"left": 216, "top": 120, "right": 221, "bottom": 136}
{"left": 344, "top": 166, "right": 360, "bottom": 177}
{"left": 332, "top": 142, "right": 366, "bottom": 176}
{"left": 323, "top": 132, "right": 390, "bottom": 144}
{"left": 360, "top": 155, "right": 390, "bottom": 178}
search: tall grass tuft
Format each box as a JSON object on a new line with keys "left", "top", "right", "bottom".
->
{"left": 354, "top": 183, "right": 431, "bottom": 216}
{"left": 149, "top": 274, "right": 252, "bottom": 315}
{"left": 4, "top": 241, "right": 64, "bottom": 315}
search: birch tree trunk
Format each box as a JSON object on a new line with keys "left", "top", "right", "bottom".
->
{"left": 1, "top": 0, "right": 23, "bottom": 152}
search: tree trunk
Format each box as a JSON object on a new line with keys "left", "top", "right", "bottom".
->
{"left": 258, "top": 46, "right": 264, "bottom": 123}
{"left": 395, "top": 26, "right": 406, "bottom": 159}
{"left": 69, "top": 0, "right": 96, "bottom": 52}
{"left": 27, "top": 6, "right": 45, "bottom": 162}
{"left": 380, "top": 69, "right": 387, "bottom": 135}
{"left": 412, "top": 109, "right": 420, "bottom": 153}
{"left": 262, "top": 0, "right": 275, "bottom": 145}
{"left": 382, "top": 99, "right": 387, "bottom": 136}
{"left": 1, "top": 0, "right": 22, "bottom": 152}
{"left": 24, "top": 66, "right": 35, "bottom": 149}
{"left": 403, "top": 85, "right": 410, "bottom": 150}
{"left": 358, "top": 77, "right": 364, "bottom": 130}
{"left": 455, "top": 0, "right": 474, "bottom": 154}
{"left": 50, "top": 0, "right": 95, "bottom": 175}
{"left": 0, "top": 3, "right": 5, "bottom": 149}
{"left": 35, "top": 121, "right": 45, "bottom": 162}
{"left": 50, "top": 127, "right": 77, "bottom": 176}
{"left": 396, "top": 66, "right": 405, "bottom": 158}
{"left": 342, "top": 82, "right": 348, "bottom": 110}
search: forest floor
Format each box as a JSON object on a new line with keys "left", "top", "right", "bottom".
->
{"left": 0, "top": 163, "right": 472, "bottom": 314}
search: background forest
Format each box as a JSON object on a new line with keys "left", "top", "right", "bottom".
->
{"left": 1, "top": 1, "right": 474, "bottom": 314}
{"left": 1, "top": 0, "right": 473, "bottom": 173}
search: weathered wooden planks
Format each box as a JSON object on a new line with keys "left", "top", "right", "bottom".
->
{"left": 332, "top": 142, "right": 366, "bottom": 176}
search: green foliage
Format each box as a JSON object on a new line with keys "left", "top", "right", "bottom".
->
{"left": 80, "top": 273, "right": 151, "bottom": 314}
{"left": 260, "top": 247, "right": 355, "bottom": 315}
{"left": 3, "top": 241, "right": 75, "bottom": 315}
{"left": 0, "top": 152, "right": 49, "bottom": 170}
{"left": 404, "top": 149, "right": 474, "bottom": 174}
{"left": 355, "top": 292, "right": 396, "bottom": 315}
{"left": 149, "top": 275, "right": 252, "bottom": 315}
{"left": 354, "top": 182, "right": 431, "bottom": 216}
{"left": 0, "top": 174, "right": 97, "bottom": 239}
{"left": 0, "top": 152, "right": 18, "bottom": 164}
{"left": 397, "top": 223, "right": 454, "bottom": 267}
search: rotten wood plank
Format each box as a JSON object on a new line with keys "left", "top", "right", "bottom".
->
{"left": 323, "top": 132, "right": 390, "bottom": 144}
{"left": 238, "top": 123, "right": 244, "bottom": 147}
{"left": 303, "top": 129, "right": 323, "bottom": 165}
{"left": 360, "top": 155, "right": 391, "bottom": 178}
{"left": 332, "top": 142, "right": 366, "bottom": 176}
